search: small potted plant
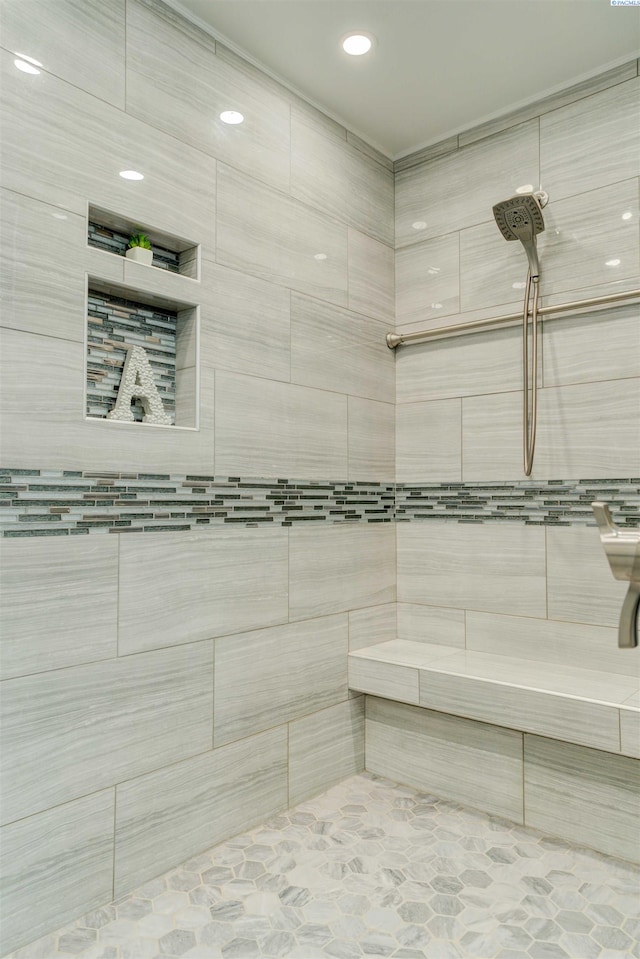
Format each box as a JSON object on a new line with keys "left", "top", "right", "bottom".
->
{"left": 126, "top": 231, "right": 153, "bottom": 266}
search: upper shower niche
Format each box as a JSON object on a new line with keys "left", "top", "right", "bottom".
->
{"left": 87, "top": 206, "right": 201, "bottom": 281}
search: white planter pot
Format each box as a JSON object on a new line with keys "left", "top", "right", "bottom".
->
{"left": 126, "top": 246, "right": 153, "bottom": 266}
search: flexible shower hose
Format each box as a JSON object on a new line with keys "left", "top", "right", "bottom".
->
{"left": 522, "top": 271, "right": 539, "bottom": 476}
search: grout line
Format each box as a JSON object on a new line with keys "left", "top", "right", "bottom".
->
{"left": 521, "top": 731, "right": 526, "bottom": 826}
{"left": 111, "top": 785, "right": 117, "bottom": 902}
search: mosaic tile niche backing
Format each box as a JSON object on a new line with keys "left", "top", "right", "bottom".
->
{"left": 0, "top": 474, "right": 638, "bottom": 537}
{"left": 88, "top": 221, "right": 180, "bottom": 273}
{"left": 87, "top": 290, "right": 176, "bottom": 422}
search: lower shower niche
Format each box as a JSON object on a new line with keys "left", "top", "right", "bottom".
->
{"left": 86, "top": 278, "right": 199, "bottom": 430}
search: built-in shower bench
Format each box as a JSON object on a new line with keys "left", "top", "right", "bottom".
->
{"left": 349, "top": 639, "right": 640, "bottom": 758}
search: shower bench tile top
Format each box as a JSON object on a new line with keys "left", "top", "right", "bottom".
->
{"left": 349, "top": 639, "right": 640, "bottom": 757}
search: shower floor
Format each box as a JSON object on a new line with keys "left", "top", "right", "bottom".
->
{"left": 10, "top": 773, "right": 639, "bottom": 959}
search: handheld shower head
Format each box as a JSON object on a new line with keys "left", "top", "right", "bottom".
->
{"left": 492, "top": 193, "right": 545, "bottom": 279}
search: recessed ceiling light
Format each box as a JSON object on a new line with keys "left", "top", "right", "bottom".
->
{"left": 622, "top": 211, "right": 633, "bottom": 221}
{"left": 515, "top": 184, "right": 534, "bottom": 194}
{"left": 314, "top": 253, "right": 328, "bottom": 260}
{"left": 220, "top": 111, "right": 244, "bottom": 125}
{"left": 51, "top": 212, "right": 68, "bottom": 220}
{"left": 605, "top": 258, "right": 621, "bottom": 267}
{"left": 342, "top": 33, "right": 373, "bottom": 56}
{"left": 431, "top": 303, "right": 443, "bottom": 309}
{"left": 512, "top": 281, "right": 526, "bottom": 290}
{"left": 119, "top": 170, "right": 144, "bottom": 180}
{"left": 14, "top": 58, "right": 40, "bottom": 74}
{"left": 412, "top": 221, "right": 427, "bottom": 231}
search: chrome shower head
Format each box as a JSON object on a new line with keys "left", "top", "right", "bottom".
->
{"left": 492, "top": 193, "right": 545, "bottom": 279}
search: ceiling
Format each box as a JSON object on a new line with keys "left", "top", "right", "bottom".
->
{"left": 170, "top": 0, "right": 640, "bottom": 159}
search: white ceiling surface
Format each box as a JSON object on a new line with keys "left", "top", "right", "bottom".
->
{"left": 171, "top": 0, "right": 640, "bottom": 159}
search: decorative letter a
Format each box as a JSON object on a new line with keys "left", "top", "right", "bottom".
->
{"left": 107, "top": 345, "right": 172, "bottom": 425}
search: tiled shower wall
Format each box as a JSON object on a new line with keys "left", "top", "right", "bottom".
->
{"left": 389, "top": 62, "right": 640, "bottom": 813}
{"left": 0, "top": 0, "right": 395, "bottom": 952}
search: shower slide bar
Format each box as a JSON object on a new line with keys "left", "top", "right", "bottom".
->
{"left": 385, "top": 287, "right": 640, "bottom": 350}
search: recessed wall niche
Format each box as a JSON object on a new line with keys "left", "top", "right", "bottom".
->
{"left": 86, "top": 277, "right": 199, "bottom": 430}
{"left": 87, "top": 205, "right": 200, "bottom": 280}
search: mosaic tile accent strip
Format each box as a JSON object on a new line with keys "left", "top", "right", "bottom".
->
{"left": 8, "top": 772, "right": 640, "bottom": 959}
{"left": 1, "top": 474, "right": 638, "bottom": 537}
{"left": 0, "top": 472, "right": 394, "bottom": 537}
{"left": 88, "top": 221, "right": 180, "bottom": 273}
{"left": 397, "top": 479, "right": 640, "bottom": 528}
{"left": 87, "top": 290, "right": 176, "bottom": 422}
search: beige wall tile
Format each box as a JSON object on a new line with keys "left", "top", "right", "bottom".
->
{"left": 348, "top": 396, "right": 395, "bottom": 482}
{"left": 118, "top": 527, "right": 288, "bottom": 655}
{"left": 0, "top": 536, "right": 118, "bottom": 679}
{"left": 349, "top": 656, "right": 419, "bottom": 705}
{"left": 214, "top": 614, "right": 348, "bottom": 746}
{"left": 395, "top": 120, "right": 539, "bottom": 247}
{"left": 199, "top": 261, "right": 291, "bottom": 383}
{"left": 291, "top": 294, "right": 394, "bottom": 403}
{"left": 1, "top": 642, "right": 213, "bottom": 823}
{"left": 349, "top": 603, "right": 397, "bottom": 651}
{"left": 462, "top": 379, "right": 640, "bottom": 481}
{"left": 0, "top": 49, "right": 215, "bottom": 241}
{"left": 396, "top": 233, "right": 460, "bottom": 326}
{"left": 366, "top": 697, "right": 524, "bottom": 822}
{"left": 0, "top": 789, "right": 114, "bottom": 956}
{"left": 419, "top": 666, "right": 621, "bottom": 753}
{"left": 214, "top": 370, "right": 348, "bottom": 478}
{"left": 216, "top": 164, "right": 348, "bottom": 307}
{"left": 289, "top": 524, "right": 396, "bottom": 621}
{"left": 0, "top": 0, "right": 125, "bottom": 107}
{"left": 397, "top": 604, "right": 466, "bottom": 647}
{"left": 397, "top": 522, "right": 547, "bottom": 617}
{"left": 348, "top": 228, "right": 394, "bottom": 323}
{"left": 466, "top": 610, "right": 629, "bottom": 675}
{"left": 288, "top": 699, "right": 365, "bottom": 807}
{"left": 0, "top": 189, "right": 86, "bottom": 341}
{"left": 396, "top": 399, "right": 462, "bottom": 482}
{"left": 114, "top": 727, "right": 287, "bottom": 896}
{"left": 524, "top": 734, "right": 640, "bottom": 861}
{"left": 540, "top": 77, "right": 640, "bottom": 201}
{"left": 126, "top": 0, "right": 290, "bottom": 192}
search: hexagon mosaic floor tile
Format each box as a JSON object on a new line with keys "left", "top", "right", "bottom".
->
{"left": 9, "top": 773, "right": 640, "bottom": 959}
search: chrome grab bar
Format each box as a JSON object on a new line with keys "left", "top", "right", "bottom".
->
{"left": 386, "top": 288, "right": 640, "bottom": 350}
